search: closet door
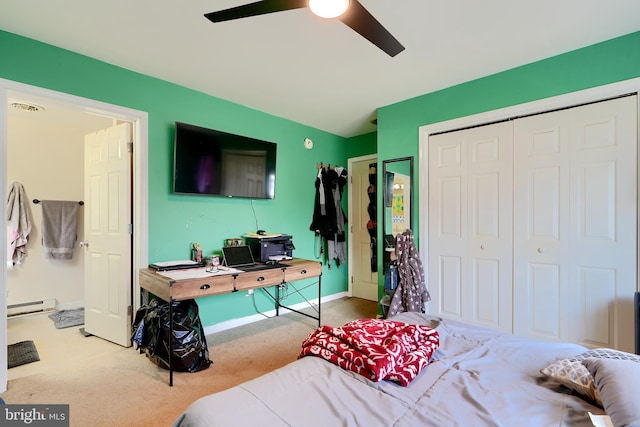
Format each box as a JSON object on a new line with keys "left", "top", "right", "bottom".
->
{"left": 513, "top": 96, "right": 637, "bottom": 352}
{"left": 513, "top": 107, "right": 572, "bottom": 343}
{"left": 428, "top": 122, "right": 513, "bottom": 332}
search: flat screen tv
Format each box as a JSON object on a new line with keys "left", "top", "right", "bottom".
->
{"left": 173, "top": 122, "right": 277, "bottom": 199}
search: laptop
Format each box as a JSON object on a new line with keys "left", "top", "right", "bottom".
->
{"left": 222, "top": 245, "right": 276, "bottom": 271}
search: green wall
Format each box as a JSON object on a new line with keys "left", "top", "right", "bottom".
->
{"left": 0, "top": 30, "right": 355, "bottom": 326}
{"left": 378, "top": 31, "right": 640, "bottom": 167}
{"left": 344, "top": 131, "right": 376, "bottom": 159}
{"left": 378, "top": 30, "right": 640, "bottom": 206}
{"left": 375, "top": 30, "right": 640, "bottom": 292}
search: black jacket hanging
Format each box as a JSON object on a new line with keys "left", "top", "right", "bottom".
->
{"left": 310, "top": 166, "right": 348, "bottom": 266}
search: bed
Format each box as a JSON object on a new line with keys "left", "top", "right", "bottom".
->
{"left": 173, "top": 311, "right": 640, "bottom": 427}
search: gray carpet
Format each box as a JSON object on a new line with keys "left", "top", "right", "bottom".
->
{"left": 8, "top": 340, "right": 40, "bottom": 368}
{"left": 48, "top": 308, "right": 85, "bottom": 329}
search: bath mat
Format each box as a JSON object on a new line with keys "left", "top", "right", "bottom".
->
{"left": 8, "top": 340, "right": 40, "bottom": 368}
{"left": 48, "top": 308, "right": 85, "bottom": 329}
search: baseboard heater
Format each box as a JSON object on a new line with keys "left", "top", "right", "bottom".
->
{"left": 7, "top": 299, "right": 56, "bottom": 317}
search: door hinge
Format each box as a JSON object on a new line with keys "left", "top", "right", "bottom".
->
{"left": 127, "top": 305, "right": 133, "bottom": 316}
{"left": 127, "top": 142, "right": 133, "bottom": 153}
{"left": 128, "top": 224, "right": 133, "bottom": 234}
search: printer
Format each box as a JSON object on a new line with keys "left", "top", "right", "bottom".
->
{"left": 245, "top": 235, "right": 295, "bottom": 262}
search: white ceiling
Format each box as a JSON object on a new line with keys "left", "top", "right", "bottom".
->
{"left": 2, "top": 0, "right": 640, "bottom": 137}
{"left": 8, "top": 92, "right": 115, "bottom": 132}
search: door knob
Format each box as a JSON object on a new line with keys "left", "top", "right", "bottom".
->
{"left": 79, "top": 241, "right": 89, "bottom": 247}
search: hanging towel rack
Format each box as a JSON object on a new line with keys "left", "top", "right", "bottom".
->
{"left": 33, "top": 199, "right": 84, "bottom": 206}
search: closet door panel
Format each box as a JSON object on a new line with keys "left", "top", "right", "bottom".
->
{"left": 570, "top": 96, "right": 637, "bottom": 352}
{"left": 429, "top": 122, "right": 512, "bottom": 331}
{"left": 580, "top": 267, "right": 616, "bottom": 346}
{"left": 526, "top": 262, "right": 562, "bottom": 339}
{"left": 530, "top": 167, "right": 560, "bottom": 240}
{"left": 579, "top": 161, "right": 615, "bottom": 241}
{"left": 514, "top": 115, "right": 572, "bottom": 342}
{"left": 429, "top": 134, "right": 467, "bottom": 321}
{"left": 439, "top": 255, "right": 463, "bottom": 318}
{"left": 473, "top": 258, "right": 500, "bottom": 324}
{"left": 439, "top": 176, "right": 463, "bottom": 238}
{"left": 467, "top": 124, "right": 513, "bottom": 331}
{"left": 515, "top": 95, "right": 637, "bottom": 350}
{"left": 437, "top": 177, "right": 464, "bottom": 318}
{"left": 524, "top": 167, "right": 564, "bottom": 340}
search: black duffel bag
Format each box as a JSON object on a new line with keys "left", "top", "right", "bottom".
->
{"left": 132, "top": 298, "right": 212, "bottom": 372}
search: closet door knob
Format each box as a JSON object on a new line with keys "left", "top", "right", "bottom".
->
{"left": 79, "top": 241, "right": 89, "bottom": 248}
{"left": 480, "top": 244, "right": 486, "bottom": 250}
{"left": 537, "top": 248, "right": 544, "bottom": 253}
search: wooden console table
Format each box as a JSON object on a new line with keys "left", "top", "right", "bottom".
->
{"left": 139, "top": 258, "right": 322, "bottom": 385}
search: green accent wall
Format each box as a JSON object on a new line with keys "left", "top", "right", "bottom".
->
{"left": 0, "top": 30, "right": 356, "bottom": 326}
{"left": 378, "top": 31, "right": 640, "bottom": 167}
{"left": 344, "top": 131, "right": 376, "bottom": 159}
{"left": 378, "top": 32, "right": 640, "bottom": 251}
{"left": 375, "top": 30, "right": 640, "bottom": 292}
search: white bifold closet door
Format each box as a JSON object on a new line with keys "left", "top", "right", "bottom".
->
{"left": 513, "top": 96, "right": 637, "bottom": 352}
{"left": 428, "top": 121, "right": 514, "bottom": 333}
{"left": 428, "top": 95, "right": 637, "bottom": 351}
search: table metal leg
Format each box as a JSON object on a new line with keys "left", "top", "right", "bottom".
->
{"left": 317, "top": 274, "right": 322, "bottom": 327}
{"left": 169, "top": 298, "right": 173, "bottom": 387}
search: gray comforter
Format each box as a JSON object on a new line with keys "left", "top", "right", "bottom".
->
{"left": 174, "top": 313, "right": 604, "bottom": 426}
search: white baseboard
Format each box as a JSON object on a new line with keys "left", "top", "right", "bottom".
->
{"left": 56, "top": 300, "right": 84, "bottom": 311}
{"left": 203, "top": 291, "right": 348, "bottom": 336}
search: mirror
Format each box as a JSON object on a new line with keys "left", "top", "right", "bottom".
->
{"left": 382, "top": 157, "right": 413, "bottom": 268}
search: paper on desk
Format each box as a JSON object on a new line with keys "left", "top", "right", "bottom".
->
{"left": 269, "top": 255, "right": 292, "bottom": 261}
{"left": 158, "top": 267, "right": 242, "bottom": 280}
{"left": 244, "top": 232, "right": 283, "bottom": 238}
{"left": 589, "top": 412, "right": 613, "bottom": 427}
{"left": 151, "top": 260, "right": 198, "bottom": 267}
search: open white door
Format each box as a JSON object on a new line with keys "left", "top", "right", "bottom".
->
{"left": 349, "top": 156, "right": 378, "bottom": 301}
{"left": 83, "top": 122, "right": 132, "bottom": 347}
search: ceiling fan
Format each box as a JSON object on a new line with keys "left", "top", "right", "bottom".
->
{"left": 204, "top": 0, "right": 405, "bottom": 57}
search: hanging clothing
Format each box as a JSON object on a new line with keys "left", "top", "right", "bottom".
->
{"left": 6, "top": 182, "right": 33, "bottom": 265}
{"left": 310, "top": 166, "right": 348, "bottom": 266}
{"left": 367, "top": 163, "right": 377, "bottom": 272}
{"left": 388, "top": 229, "right": 431, "bottom": 317}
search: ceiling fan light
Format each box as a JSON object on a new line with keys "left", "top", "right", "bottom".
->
{"left": 308, "top": 0, "right": 349, "bottom": 19}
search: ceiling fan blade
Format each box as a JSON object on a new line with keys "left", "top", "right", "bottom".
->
{"left": 205, "top": 0, "right": 307, "bottom": 23}
{"left": 339, "top": 0, "right": 405, "bottom": 57}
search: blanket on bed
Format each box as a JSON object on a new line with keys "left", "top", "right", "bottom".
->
{"left": 175, "top": 314, "right": 604, "bottom": 427}
{"left": 299, "top": 318, "right": 439, "bottom": 386}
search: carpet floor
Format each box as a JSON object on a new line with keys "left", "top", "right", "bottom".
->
{"left": 1, "top": 297, "right": 378, "bottom": 427}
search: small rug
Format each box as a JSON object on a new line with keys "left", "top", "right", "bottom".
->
{"left": 8, "top": 340, "right": 40, "bottom": 369}
{"left": 48, "top": 308, "right": 85, "bottom": 329}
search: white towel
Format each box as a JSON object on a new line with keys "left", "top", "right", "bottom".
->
{"left": 6, "top": 182, "right": 32, "bottom": 265}
{"left": 41, "top": 200, "right": 78, "bottom": 260}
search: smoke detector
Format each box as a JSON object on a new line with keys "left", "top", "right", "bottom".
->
{"left": 10, "top": 102, "right": 45, "bottom": 112}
